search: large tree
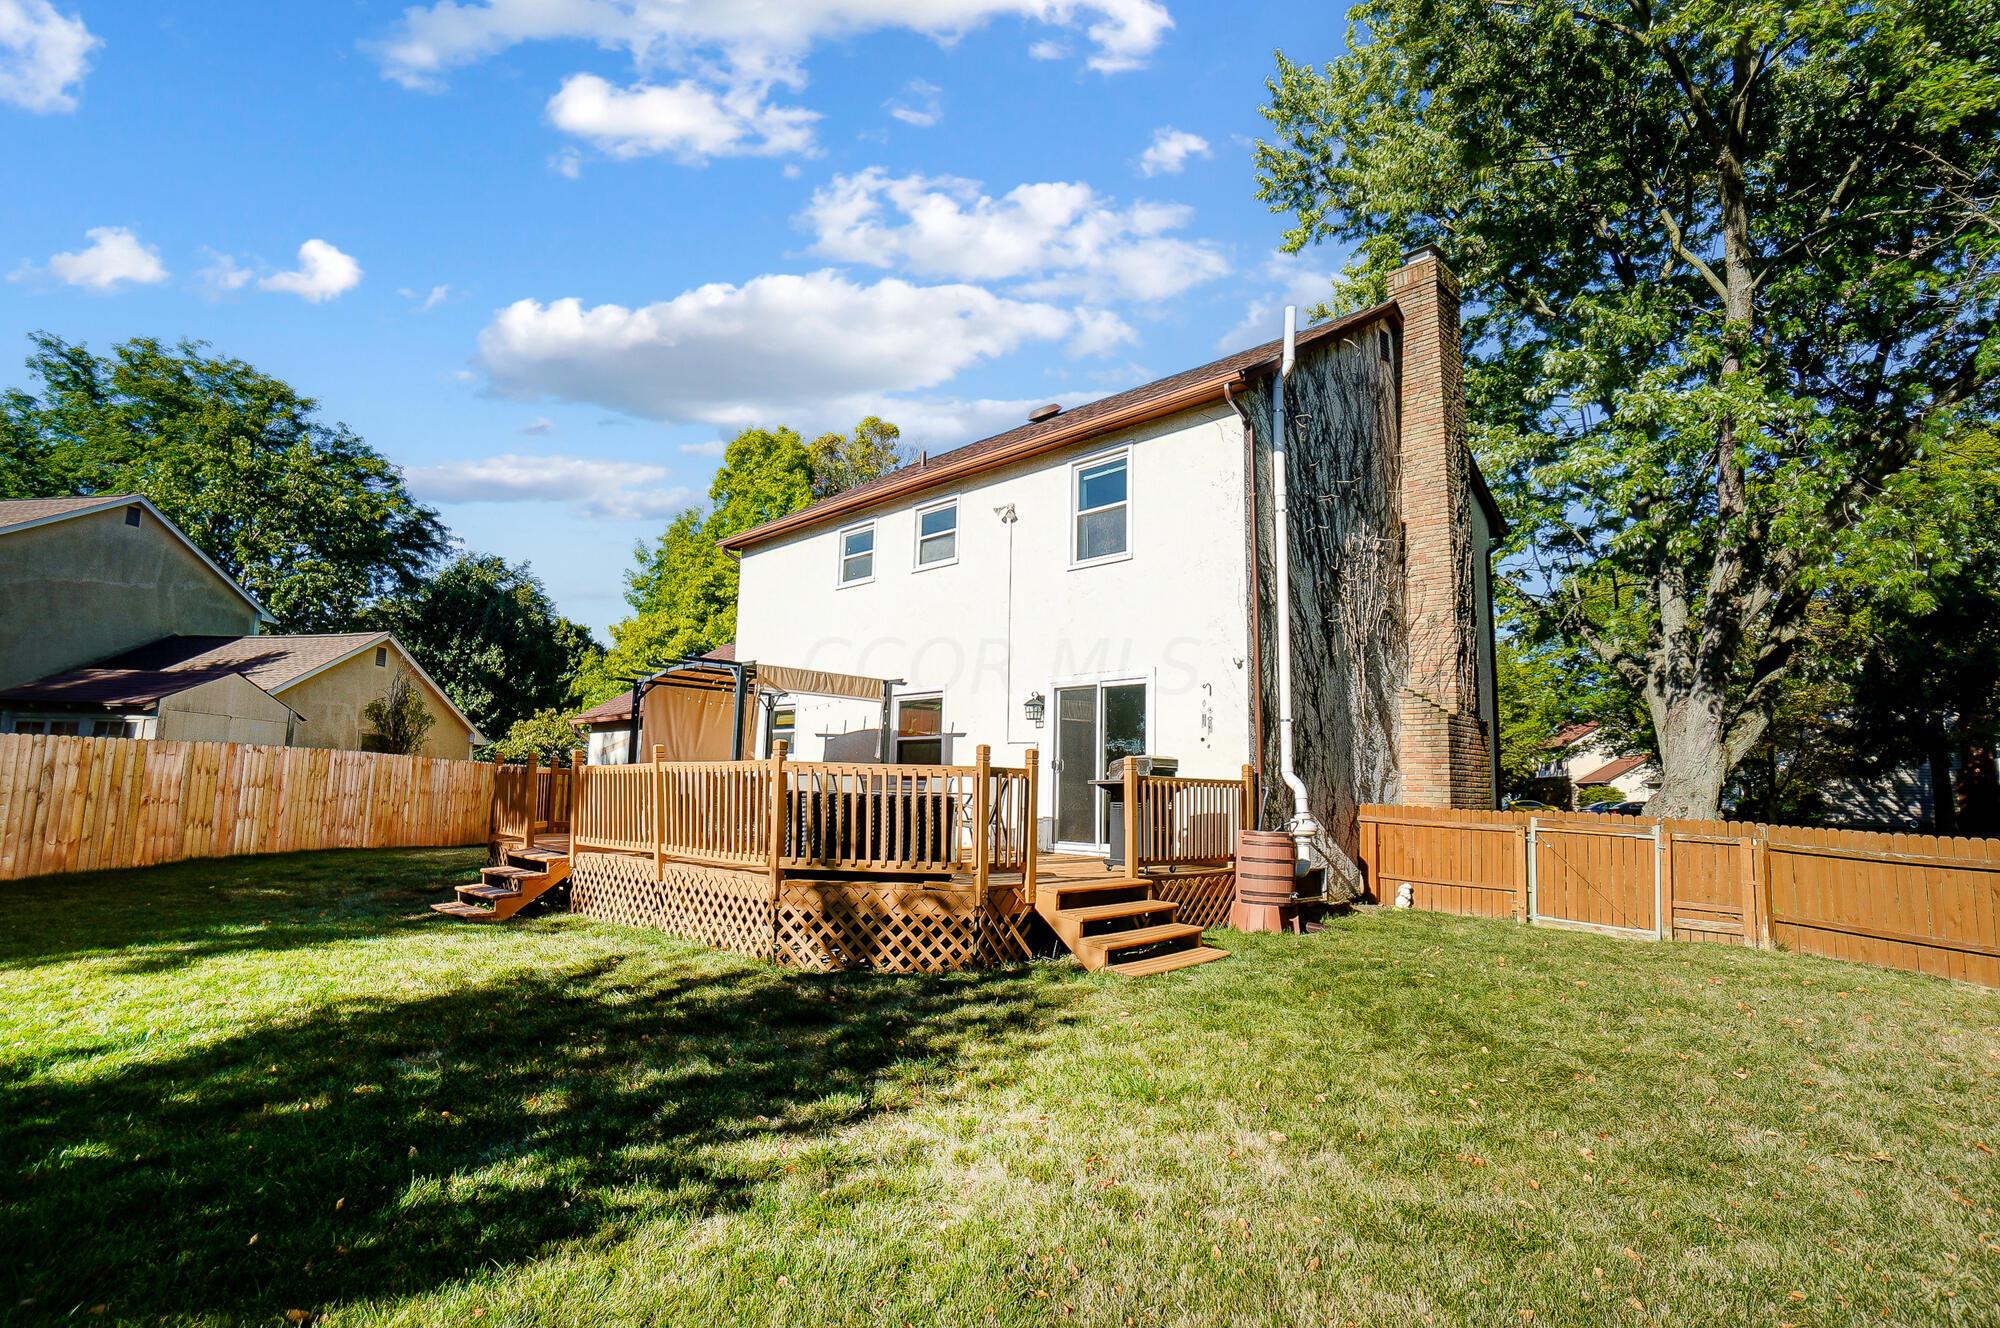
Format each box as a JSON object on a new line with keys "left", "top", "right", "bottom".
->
{"left": 1258, "top": 0, "right": 2000, "bottom": 816}
{"left": 582, "top": 419, "right": 900, "bottom": 699}
{"left": 369, "top": 553, "right": 601, "bottom": 739}
{"left": 1, "top": 334, "right": 449, "bottom": 629}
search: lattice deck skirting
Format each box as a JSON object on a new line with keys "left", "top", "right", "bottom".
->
{"left": 570, "top": 852, "right": 775, "bottom": 959}
{"left": 776, "top": 879, "right": 1033, "bottom": 972}
{"left": 569, "top": 852, "right": 1038, "bottom": 972}
{"left": 1145, "top": 868, "right": 1236, "bottom": 929}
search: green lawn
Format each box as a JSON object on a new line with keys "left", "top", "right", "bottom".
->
{"left": 2, "top": 850, "right": 1996, "bottom": 1327}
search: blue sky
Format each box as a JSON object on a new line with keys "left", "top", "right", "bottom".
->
{"left": 1, "top": 0, "right": 1356, "bottom": 635}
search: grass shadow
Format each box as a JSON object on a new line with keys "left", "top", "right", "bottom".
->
{"left": 0, "top": 854, "right": 1078, "bottom": 1323}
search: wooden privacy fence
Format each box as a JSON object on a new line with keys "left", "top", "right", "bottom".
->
{"left": 1358, "top": 803, "right": 2000, "bottom": 987}
{"left": 0, "top": 732, "right": 495, "bottom": 882}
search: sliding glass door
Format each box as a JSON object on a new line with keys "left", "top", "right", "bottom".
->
{"left": 1052, "top": 681, "right": 1147, "bottom": 847}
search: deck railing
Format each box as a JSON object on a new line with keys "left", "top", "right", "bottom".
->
{"left": 570, "top": 745, "right": 1040, "bottom": 895}
{"left": 1125, "top": 760, "right": 1255, "bottom": 871}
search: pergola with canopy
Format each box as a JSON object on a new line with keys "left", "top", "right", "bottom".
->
{"left": 620, "top": 656, "right": 898, "bottom": 764}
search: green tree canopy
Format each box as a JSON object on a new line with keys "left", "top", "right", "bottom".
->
{"left": 581, "top": 419, "right": 902, "bottom": 701}
{"left": 1, "top": 333, "right": 449, "bottom": 629}
{"left": 369, "top": 553, "right": 601, "bottom": 739}
{"left": 490, "top": 709, "right": 588, "bottom": 765}
{"left": 1258, "top": 0, "right": 2000, "bottom": 817}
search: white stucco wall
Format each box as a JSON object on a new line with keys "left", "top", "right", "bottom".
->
{"left": 735, "top": 403, "right": 1254, "bottom": 841}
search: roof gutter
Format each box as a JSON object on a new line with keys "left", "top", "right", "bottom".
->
{"left": 718, "top": 372, "right": 1248, "bottom": 552}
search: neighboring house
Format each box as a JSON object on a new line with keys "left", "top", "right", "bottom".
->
{"left": 0, "top": 633, "right": 481, "bottom": 758}
{"left": 0, "top": 496, "right": 479, "bottom": 757}
{"left": 1537, "top": 722, "right": 1661, "bottom": 805}
{"left": 0, "top": 494, "right": 272, "bottom": 692}
{"left": 723, "top": 247, "right": 1502, "bottom": 861}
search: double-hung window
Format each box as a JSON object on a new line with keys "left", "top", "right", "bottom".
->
{"left": 838, "top": 522, "right": 875, "bottom": 585}
{"left": 1073, "top": 453, "right": 1129, "bottom": 565}
{"left": 915, "top": 500, "right": 957, "bottom": 568}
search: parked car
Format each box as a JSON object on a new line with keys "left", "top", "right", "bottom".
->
{"left": 1586, "top": 800, "right": 1652, "bottom": 816}
{"left": 1503, "top": 797, "right": 1556, "bottom": 811}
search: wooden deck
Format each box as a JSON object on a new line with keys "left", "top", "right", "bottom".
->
{"left": 442, "top": 753, "right": 1248, "bottom": 975}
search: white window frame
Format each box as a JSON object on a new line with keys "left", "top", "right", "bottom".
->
{"left": 912, "top": 498, "right": 959, "bottom": 571}
{"left": 893, "top": 692, "right": 948, "bottom": 765}
{"left": 1070, "top": 448, "right": 1132, "bottom": 569}
{"left": 836, "top": 520, "right": 876, "bottom": 587}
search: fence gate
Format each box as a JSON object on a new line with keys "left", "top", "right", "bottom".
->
{"left": 1527, "top": 817, "right": 1665, "bottom": 940}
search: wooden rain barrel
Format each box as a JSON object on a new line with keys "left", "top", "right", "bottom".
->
{"left": 1236, "top": 829, "right": 1301, "bottom": 904}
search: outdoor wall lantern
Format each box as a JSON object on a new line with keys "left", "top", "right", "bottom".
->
{"left": 1023, "top": 691, "right": 1046, "bottom": 727}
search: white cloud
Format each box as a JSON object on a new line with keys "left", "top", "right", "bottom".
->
{"left": 16, "top": 226, "right": 169, "bottom": 291}
{"left": 370, "top": 1, "right": 1168, "bottom": 163}
{"left": 197, "top": 249, "right": 253, "bottom": 294}
{"left": 550, "top": 146, "right": 583, "bottom": 178}
{"left": 546, "top": 72, "right": 817, "bottom": 161}
{"left": 885, "top": 78, "right": 941, "bottom": 128}
{"left": 800, "top": 168, "right": 1228, "bottom": 302}
{"left": 1068, "top": 307, "right": 1136, "bottom": 357}
{"left": 260, "top": 239, "right": 363, "bottom": 302}
{"left": 406, "top": 452, "right": 696, "bottom": 521}
{"left": 1137, "top": 126, "right": 1209, "bottom": 177}
{"left": 372, "top": 0, "right": 1170, "bottom": 88}
{"left": 678, "top": 439, "right": 727, "bottom": 457}
{"left": 1218, "top": 251, "right": 1340, "bottom": 350}
{"left": 1027, "top": 39, "right": 1066, "bottom": 60}
{"left": 0, "top": 0, "right": 97, "bottom": 113}
{"left": 475, "top": 268, "right": 1103, "bottom": 430}
{"left": 519, "top": 415, "right": 555, "bottom": 435}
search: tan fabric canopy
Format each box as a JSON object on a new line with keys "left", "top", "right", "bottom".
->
{"left": 753, "top": 663, "right": 886, "bottom": 703}
{"left": 639, "top": 679, "right": 759, "bottom": 761}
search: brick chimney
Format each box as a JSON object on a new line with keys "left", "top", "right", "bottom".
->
{"left": 1389, "top": 246, "right": 1491, "bottom": 808}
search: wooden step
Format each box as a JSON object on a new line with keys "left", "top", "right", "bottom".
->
{"left": 1078, "top": 922, "right": 1203, "bottom": 958}
{"left": 1105, "top": 945, "right": 1229, "bottom": 978}
{"left": 482, "top": 864, "right": 538, "bottom": 880}
{"left": 508, "top": 848, "right": 567, "bottom": 863}
{"left": 430, "top": 900, "right": 497, "bottom": 919}
{"left": 460, "top": 883, "right": 520, "bottom": 901}
{"left": 1059, "top": 899, "right": 1178, "bottom": 924}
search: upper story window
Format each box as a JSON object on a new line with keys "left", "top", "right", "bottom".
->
{"left": 374, "top": 647, "right": 388, "bottom": 667}
{"left": 915, "top": 500, "right": 957, "bottom": 568}
{"left": 1073, "top": 453, "right": 1129, "bottom": 565}
{"left": 838, "top": 522, "right": 875, "bottom": 585}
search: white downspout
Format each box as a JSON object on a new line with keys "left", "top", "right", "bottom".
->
{"left": 1270, "top": 305, "right": 1321, "bottom": 865}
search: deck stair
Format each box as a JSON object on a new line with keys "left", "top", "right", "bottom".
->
{"left": 1035, "top": 874, "right": 1227, "bottom": 976}
{"left": 432, "top": 844, "right": 571, "bottom": 922}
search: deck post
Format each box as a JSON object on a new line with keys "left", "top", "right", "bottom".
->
{"left": 524, "top": 753, "right": 538, "bottom": 851}
{"left": 973, "top": 744, "right": 992, "bottom": 910}
{"left": 1122, "top": 756, "right": 1142, "bottom": 877}
{"left": 1023, "top": 747, "right": 1041, "bottom": 908}
{"left": 572, "top": 748, "right": 587, "bottom": 849}
{"left": 1239, "top": 764, "right": 1255, "bottom": 839}
{"left": 768, "top": 740, "right": 788, "bottom": 900}
{"left": 650, "top": 743, "right": 665, "bottom": 878}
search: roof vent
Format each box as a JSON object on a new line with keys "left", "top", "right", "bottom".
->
{"left": 1027, "top": 402, "right": 1062, "bottom": 423}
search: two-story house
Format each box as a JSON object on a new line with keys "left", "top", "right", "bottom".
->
{"left": 0, "top": 495, "right": 480, "bottom": 757}
{"left": 723, "top": 248, "right": 1502, "bottom": 870}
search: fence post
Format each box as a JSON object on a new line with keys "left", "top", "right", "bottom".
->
{"left": 1239, "top": 764, "right": 1256, "bottom": 837}
{"left": 1739, "top": 829, "right": 1766, "bottom": 948}
{"left": 1122, "top": 755, "right": 1142, "bottom": 876}
{"left": 571, "top": 748, "right": 586, "bottom": 847}
{"left": 973, "top": 744, "right": 992, "bottom": 910}
{"left": 1023, "top": 747, "right": 1041, "bottom": 908}
{"left": 1651, "top": 819, "right": 1667, "bottom": 941}
{"left": 651, "top": 743, "right": 665, "bottom": 879}
{"left": 1526, "top": 816, "right": 1540, "bottom": 923}
{"left": 1513, "top": 819, "right": 1530, "bottom": 921}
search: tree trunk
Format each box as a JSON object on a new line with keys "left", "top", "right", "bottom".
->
{"left": 1645, "top": 685, "right": 1743, "bottom": 820}
{"left": 1927, "top": 741, "right": 1958, "bottom": 836}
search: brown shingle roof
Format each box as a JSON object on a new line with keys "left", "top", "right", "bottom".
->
{"left": 1576, "top": 753, "right": 1655, "bottom": 786}
{"left": 0, "top": 494, "right": 143, "bottom": 531}
{"left": 718, "top": 301, "right": 1402, "bottom": 551}
{"left": 1545, "top": 722, "right": 1600, "bottom": 750}
{"left": 0, "top": 634, "right": 387, "bottom": 707}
